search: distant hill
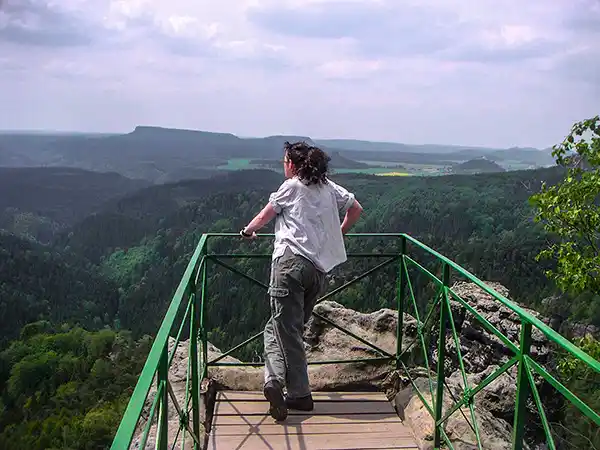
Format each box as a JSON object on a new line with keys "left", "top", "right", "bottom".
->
{"left": 0, "top": 126, "right": 555, "bottom": 183}
{"left": 489, "top": 147, "right": 555, "bottom": 166}
{"left": 246, "top": 134, "right": 315, "bottom": 147}
{"left": 333, "top": 149, "right": 465, "bottom": 165}
{"left": 316, "top": 140, "right": 555, "bottom": 169}
{"left": 251, "top": 150, "right": 371, "bottom": 170}
{"left": 329, "top": 151, "right": 373, "bottom": 169}
{"left": 0, "top": 127, "right": 318, "bottom": 183}
{"left": 0, "top": 167, "right": 149, "bottom": 242}
{"left": 315, "top": 138, "right": 501, "bottom": 154}
{"left": 451, "top": 158, "right": 506, "bottom": 174}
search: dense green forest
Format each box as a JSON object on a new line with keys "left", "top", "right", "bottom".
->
{"left": 0, "top": 233, "right": 120, "bottom": 348}
{"left": 0, "top": 324, "right": 151, "bottom": 450}
{"left": 0, "top": 167, "right": 149, "bottom": 243}
{"left": 2, "top": 163, "right": 598, "bottom": 347}
{"left": 0, "top": 144, "right": 596, "bottom": 448}
{"left": 3, "top": 163, "right": 597, "bottom": 354}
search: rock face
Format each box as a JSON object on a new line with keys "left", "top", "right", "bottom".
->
{"left": 129, "top": 337, "right": 201, "bottom": 450}
{"left": 440, "top": 281, "right": 552, "bottom": 374}
{"left": 388, "top": 281, "right": 557, "bottom": 449}
{"left": 541, "top": 294, "right": 599, "bottom": 338}
{"left": 209, "top": 300, "right": 419, "bottom": 391}
{"left": 439, "top": 282, "right": 559, "bottom": 427}
{"left": 392, "top": 376, "right": 515, "bottom": 450}
{"left": 132, "top": 282, "right": 559, "bottom": 449}
{"left": 567, "top": 322, "right": 600, "bottom": 338}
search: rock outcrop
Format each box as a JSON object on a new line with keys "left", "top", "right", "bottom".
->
{"left": 391, "top": 376, "right": 515, "bottom": 450}
{"left": 385, "top": 281, "right": 559, "bottom": 449}
{"left": 132, "top": 281, "right": 560, "bottom": 450}
{"left": 443, "top": 282, "right": 559, "bottom": 426}
{"left": 540, "top": 294, "right": 599, "bottom": 338}
{"left": 209, "top": 300, "right": 419, "bottom": 391}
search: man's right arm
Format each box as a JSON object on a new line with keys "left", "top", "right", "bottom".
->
{"left": 341, "top": 199, "right": 363, "bottom": 234}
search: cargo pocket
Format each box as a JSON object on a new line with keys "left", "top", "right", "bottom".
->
{"left": 268, "top": 287, "right": 289, "bottom": 298}
{"left": 268, "top": 286, "right": 288, "bottom": 321}
{"left": 269, "top": 248, "right": 293, "bottom": 299}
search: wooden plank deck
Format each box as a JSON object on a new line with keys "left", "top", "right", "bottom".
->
{"left": 208, "top": 391, "right": 418, "bottom": 449}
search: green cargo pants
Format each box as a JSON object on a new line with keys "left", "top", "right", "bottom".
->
{"left": 263, "top": 246, "right": 326, "bottom": 399}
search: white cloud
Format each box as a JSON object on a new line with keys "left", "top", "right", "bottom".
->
{"left": 316, "top": 59, "right": 383, "bottom": 80}
{"left": 0, "top": 0, "right": 598, "bottom": 148}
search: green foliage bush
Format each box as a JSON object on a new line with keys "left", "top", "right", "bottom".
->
{"left": 531, "top": 116, "right": 600, "bottom": 296}
{"left": 0, "top": 324, "right": 151, "bottom": 450}
{"left": 555, "top": 334, "right": 600, "bottom": 448}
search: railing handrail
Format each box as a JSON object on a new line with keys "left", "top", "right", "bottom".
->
{"left": 211, "top": 231, "right": 598, "bottom": 373}
{"left": 109, "top": 232, "right": 400, "bottom": 449}
{"left": 110, "top": 232, "right": 600, "bottom": 450}
{"left": 110, "top": 235, "right": 208, "bottom": 449}
{"left": 402, "top": 233, "right": 600, "bottom": 374}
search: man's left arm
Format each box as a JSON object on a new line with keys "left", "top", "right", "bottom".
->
{"left": 241, "top": 203, "right": 277, "bottom": 237}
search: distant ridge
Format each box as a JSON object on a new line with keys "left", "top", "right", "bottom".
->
{"left": 1, "top": 125, "right": 547, "bottom": 153}
{"left": 130, "top": 125, "right": 239, "bottom": 139}
{"left": 314, "top": 138, "right": 546, "bottom": 154}
{"left": 0, "top": 125, "right": 555, "bottom": 183}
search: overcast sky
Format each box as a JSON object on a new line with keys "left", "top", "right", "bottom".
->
{"left": 0, "top": 0, "right": 598, "bottom": 148}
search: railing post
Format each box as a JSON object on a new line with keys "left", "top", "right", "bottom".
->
{"left": 156, "top": 345, "right": 169, "bottom": 449}
{"left": 189, "top": 282, "right": 201, "bottom": 448}
{"left": 200, "top": 257, "right": 208, "bottom": 380}
{"left": 434, "top": 263, "right": 450, "bottom": 448}
{"left": 512, "top": 321, "right": 532, "bottom": 449}
{"left": 396, "top": 235, "right": 407, "bottom": 369}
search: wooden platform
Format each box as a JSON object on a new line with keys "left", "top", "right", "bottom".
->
{"left": 208, "top": 391, "right": 418, "bottom": 449}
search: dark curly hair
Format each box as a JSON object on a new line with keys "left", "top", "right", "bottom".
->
{"left": 284, "top": 141, "right": 331, "bottom": 185}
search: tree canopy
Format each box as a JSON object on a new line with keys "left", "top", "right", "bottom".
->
{"left": 530, "top": 116, "right": 600, "bottom": 296}
{"left": 530, "top": 116, "right": 600, "bottom": 449}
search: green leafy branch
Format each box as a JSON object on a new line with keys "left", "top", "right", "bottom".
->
{"left": 530, "top": 115, "right": 600, "bottom": 296}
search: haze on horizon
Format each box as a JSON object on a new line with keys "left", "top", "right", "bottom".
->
{"left": 0, "top": 0, "right": 598, "bottom": 149}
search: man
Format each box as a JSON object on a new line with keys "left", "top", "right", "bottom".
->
{"left": 240, "top": 141, "right": 363, "bottom": 421}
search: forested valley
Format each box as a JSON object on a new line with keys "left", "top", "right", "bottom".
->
{"left": 0, "top": 138, "right": 598, "bottom": 448}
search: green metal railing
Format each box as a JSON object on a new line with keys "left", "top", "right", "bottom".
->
{"left": 110, "top": 233, "right": 600, "bottom": 450}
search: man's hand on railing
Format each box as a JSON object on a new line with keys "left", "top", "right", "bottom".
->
{"left": 240, "top": 228, "right": 257, "bottom": 239}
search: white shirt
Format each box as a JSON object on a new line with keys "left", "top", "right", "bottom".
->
{"left": 269, "top": 177, "right": 355, "bottom": 273}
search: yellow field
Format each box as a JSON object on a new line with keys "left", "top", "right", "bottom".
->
{"left": 375, "top": 171, "right": 412, "bottom": 177}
